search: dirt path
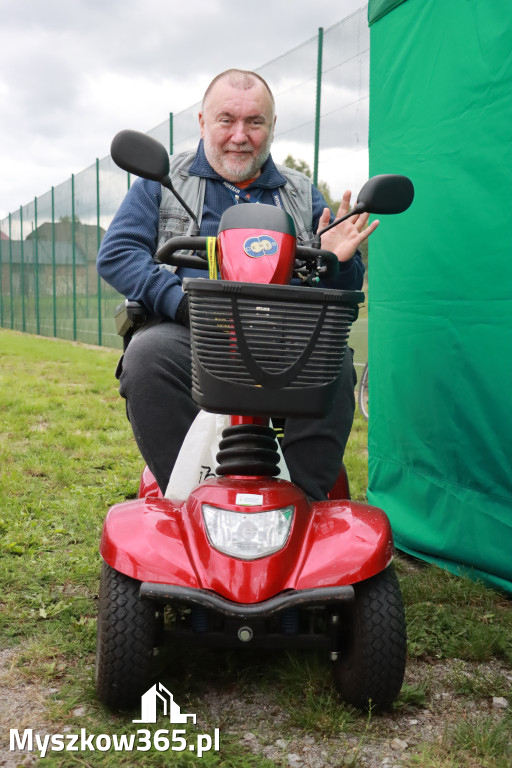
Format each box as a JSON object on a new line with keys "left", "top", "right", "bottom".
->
{"left": 1, "top": 644, "right": 510, "bottom": 767}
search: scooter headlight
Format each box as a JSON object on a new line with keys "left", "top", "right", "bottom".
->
{"left": 202, "top": 504, "right": 294, "bottom": 560}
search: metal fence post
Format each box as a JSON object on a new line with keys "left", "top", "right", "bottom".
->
{"left": 96, "top": 158, "right": 102, "bottom": 346}
{"left": 0, "top": 227, "right": 3, "bottom": 327}
{"left": 9, "top": 214, "right": 13, "bottom": 329}
{"left": 170, "top": 112, "right": 173, "bottom": 156}
{"left": 71, "top": 173, "right": 77, "bottom": 340}
{"left": 34, "top": 196, "right": 40, "bottom": 335}
{"left": 20, "top": 206, "right": 26, "bottom": 332}
{"left": 313, "top": 26, "right": 324, "bottom": 188}
{"left": 52, "top": 186, "right": 57, "bottom": 337}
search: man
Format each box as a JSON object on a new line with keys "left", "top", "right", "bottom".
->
{"left": 97, "top": 69, "right": 378, "bottom": 500}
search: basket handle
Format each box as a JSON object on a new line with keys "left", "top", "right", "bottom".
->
{"left": 230, "top": 299, "right": 328, "bottom": 389}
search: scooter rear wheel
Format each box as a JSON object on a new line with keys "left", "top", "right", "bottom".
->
{"left": 333, "top": 564, "right": 406, "bottom": 711}
{"left": 95, "top": 562, "right": 162, "bottom": 709}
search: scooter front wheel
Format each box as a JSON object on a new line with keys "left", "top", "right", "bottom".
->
{"left": 95, "top": 562, "right": 162, "bottom": 709}
{"left": 333, "top": 564, "right": 406, "bottom": 711}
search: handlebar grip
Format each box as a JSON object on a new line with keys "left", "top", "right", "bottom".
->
{"left": 295, "top": 246, "right": 339, "bottom": 280}
{"left": 155, "top": 236, "right": 209, "bottom": 269}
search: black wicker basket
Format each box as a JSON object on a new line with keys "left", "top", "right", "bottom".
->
{"left": 183, "top": 279, "right": 364, "bottom": 418}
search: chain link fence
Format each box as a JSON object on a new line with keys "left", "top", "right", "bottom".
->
{"left": 0, "top": 7, "right": 369, "bottom": 350}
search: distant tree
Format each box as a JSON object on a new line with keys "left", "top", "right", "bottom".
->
{"left": 58, "top": 215, "right": 81, "bottom": 225}
{"left": 282, "top": 154, "right": 339, "bottom": 212}
{"left": 282, "top": 155, "right": 312, "bottom": 179}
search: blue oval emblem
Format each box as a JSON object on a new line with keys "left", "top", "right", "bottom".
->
{"left": 244, "top": 235, "right": 279, "bottom": 258}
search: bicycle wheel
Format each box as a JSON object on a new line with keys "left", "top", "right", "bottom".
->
{"left": 358, "top": 363, "right": 369, "bottom": 421}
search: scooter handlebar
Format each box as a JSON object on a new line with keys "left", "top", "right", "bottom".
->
{"left": 155, "top": 236, "right": 209, "bottom": 270}
{"left": 155, "top": 236, "right": 339, "bottom": 280}
{"left": 295, "top": 245, "right": 339, "bottom": 280}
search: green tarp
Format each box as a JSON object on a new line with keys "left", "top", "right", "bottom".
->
{"left": 367, "top": 0, "right": 512, "bottom": 591}
{"left": 368, "top": 0, "right": 408, "bottom": 25}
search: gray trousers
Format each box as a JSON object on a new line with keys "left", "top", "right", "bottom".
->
{"left": 119, "top": 320, "right": 356, "bottom": 500}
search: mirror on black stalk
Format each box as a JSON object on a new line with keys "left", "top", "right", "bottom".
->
{"left": 110, "top": 129, "right": 200, "bottom": 231}
{"left": 110, "top": 129, "right": 170, "bottom": 184}
{"left": 316, "top": 173, "right": 414, "bottom": 239}
{"left": 356, "top": 174, "right": 414, "bottom": 215}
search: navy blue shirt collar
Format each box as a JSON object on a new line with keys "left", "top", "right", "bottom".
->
{"left": 188, "top": 140, "right": 287, "bottom": 189}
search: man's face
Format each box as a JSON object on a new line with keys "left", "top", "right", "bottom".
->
{"left": 199, "top": 80, "right": 276, "bottom": 183}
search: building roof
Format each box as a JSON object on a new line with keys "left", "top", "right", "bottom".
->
{"left": 0, "top": 239, "right": 87, "bottom": 266}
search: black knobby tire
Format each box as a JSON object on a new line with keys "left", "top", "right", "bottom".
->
{"left": 95, "top": 561, "right": 162, "bottom": 709}
{"left": 334, "top": 564, "right": 406, "bottom": 711}
{"left": 358, "top": 362, "right": 369, "bottom": 421}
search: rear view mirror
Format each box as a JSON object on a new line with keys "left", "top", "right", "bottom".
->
{"left": 110, "top": 129, "right": 199, "bottom": 231}
{"left": 110, "top": 130, "right": 170, "bottom": 184}
{"left": 356, "top": 174, "right": 414, "bottom": 215}
{"left": 317, "top": 173, "right": 414, "bottom": 239}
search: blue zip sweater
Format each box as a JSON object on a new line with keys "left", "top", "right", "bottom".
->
{"left": 97, "top": 142, "right": 365, "bottom": 321}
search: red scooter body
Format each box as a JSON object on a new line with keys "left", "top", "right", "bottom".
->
{"left": 100, "top": 480, "right": 393, "bottom": 598}
{"left": 100, "top": 206, "right": 383, "bottom": 595}
{"left": 216, "top": 204, "right": 296, "bottom": 285}
{"left": 96, "top": 129, "right": 411, "bottom": 712}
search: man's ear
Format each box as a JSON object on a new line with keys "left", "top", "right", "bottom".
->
{"left": 199, "top": 111, "right": 205, "bottom": 139}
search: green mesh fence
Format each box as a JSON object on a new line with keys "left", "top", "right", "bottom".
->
{"left": 0, "top": 7, "right": 369, "bottom": 350}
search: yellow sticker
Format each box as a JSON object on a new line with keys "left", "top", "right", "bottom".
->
{"left": 207, "top": 237, "right": 218, "bottom": 280}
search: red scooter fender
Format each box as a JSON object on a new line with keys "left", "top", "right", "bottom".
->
{"left": 294, "top": 500, "right": 394, "bottom": 589}
{"left": 99, "top": 477, "right": 394, "bottom": 601}
{"left": 138, "top": 464, "right": 162, "bottom": 499}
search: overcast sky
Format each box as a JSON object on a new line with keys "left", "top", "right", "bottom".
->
{"left": 0, "top": 0, "right": 367, "bottom": 221}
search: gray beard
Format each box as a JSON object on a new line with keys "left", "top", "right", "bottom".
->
{"left": 203, "top": 136, "right": 272, "bottom": 183}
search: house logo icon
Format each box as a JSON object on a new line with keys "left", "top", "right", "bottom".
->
{"left": 132, "top": 682, "right": 197, "bottom": 725}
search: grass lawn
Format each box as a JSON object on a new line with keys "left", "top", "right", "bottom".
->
{"left": 1, "top": 329, "right": 510, "bottom": 767}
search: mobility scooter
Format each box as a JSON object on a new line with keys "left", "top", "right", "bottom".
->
{"left": 95, "top": 130, "right": 414, "bottom": 712}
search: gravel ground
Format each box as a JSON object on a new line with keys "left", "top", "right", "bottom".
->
{"left": 198, "top": 657, "right": 510, "bottom": 767}
{"left": 1, "top": 645, "right": 510, "bottom": 768}
{"left": 1, "top": 649, "right": 53, "bottom": 767}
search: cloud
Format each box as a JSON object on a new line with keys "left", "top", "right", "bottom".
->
{"left": 0, "top": 0, "right": 367, "bottom": 219}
